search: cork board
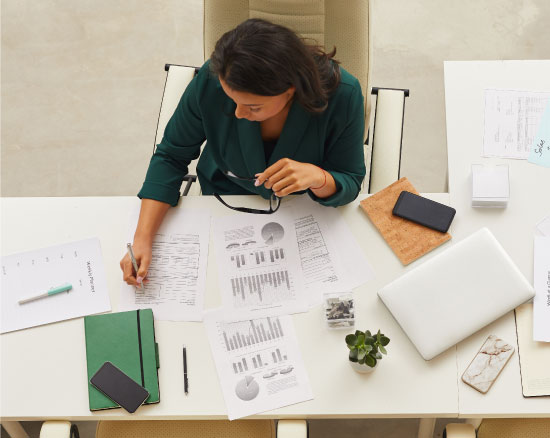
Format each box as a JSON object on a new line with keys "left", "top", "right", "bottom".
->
{"left": 360, "top": 177, "right": 451, "bottom": 265}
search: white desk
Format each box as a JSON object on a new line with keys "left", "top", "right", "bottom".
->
{"left": 1, "top": 194, "right": 458, "bottom": 425}
{"left": 444, "top": 60, "right": 550, "bottom": 417}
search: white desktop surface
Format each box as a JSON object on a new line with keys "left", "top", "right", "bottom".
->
{"left": 1, "top": 194, "right": 458, "bottom": 420}
{"left": 444, "top": 60, "right": 550, "bottom": 417}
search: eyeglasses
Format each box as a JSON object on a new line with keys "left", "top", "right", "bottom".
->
{"left": 214, "top": 170, "right": 281, "bottom": 214}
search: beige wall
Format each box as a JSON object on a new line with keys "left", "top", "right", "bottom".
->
{"left": 2, "top": 0, "right": 550, "bottom": 196}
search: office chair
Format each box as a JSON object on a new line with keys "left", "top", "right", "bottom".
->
{"left": 445, "top": 418, "right": 550, "bottom": 438}
{"left": 159, "top": 0, "right": 408, "bottom": 196}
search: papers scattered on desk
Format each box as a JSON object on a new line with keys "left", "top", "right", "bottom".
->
{"left": 1, "top": 238, "right": 110, "bottom": 333}
{"left": 286, "top": 196, "right": 374, "bottom": 307}
{"left": 213, "top": 213, "right": 308, "bottom": 321}
{"left": 119, "top": 208, "right": 210, "bottom": 321}
{"left": 533, "top": 236, "right": 550, "bottom": 342}
{"left": 528, "top": 100, "right": 550, "bottom": 167}
{"left": 483, "top": 89, "right": 550, "bottom": 159}
{"left": 204, "top": 308, "right": 313, "bottom": 420}
{"left": 515, "top": 303, "right": 550, "bottom": 397}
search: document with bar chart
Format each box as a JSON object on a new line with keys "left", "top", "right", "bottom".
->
{"left": 213, "top": 214, "right": 308, "bottom": 320}
{"left": 204, "top": 308, "right": 313, "bottom": 420}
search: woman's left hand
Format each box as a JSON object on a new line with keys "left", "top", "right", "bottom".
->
{"left": 255, "top": 158, "right": 325, "bottom": 197}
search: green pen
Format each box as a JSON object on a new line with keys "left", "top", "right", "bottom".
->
{"left": 18, "top": 283, "right": 72, "bottom": 305}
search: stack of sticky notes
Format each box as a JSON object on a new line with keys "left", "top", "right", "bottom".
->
{"left": 471, "top": 164, "right": 510, "bottom": 208}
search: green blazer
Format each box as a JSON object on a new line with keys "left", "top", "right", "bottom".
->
{"left": 138, "top": 61, "right": 365, "bottom": 207}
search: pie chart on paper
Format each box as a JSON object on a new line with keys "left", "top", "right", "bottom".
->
{"left": 235, "top": 375, "right": 260, "bottom": 401}
{"left": 261, "top": 222, "right": 284, "bottom": 245}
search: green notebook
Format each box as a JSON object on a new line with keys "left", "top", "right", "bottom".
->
{"left": 84, "top": 309, "right": 160, "bottom": 411}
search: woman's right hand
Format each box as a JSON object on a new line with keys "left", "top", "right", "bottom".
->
{"left": 120, "top": 238, "right": 153, "bottom": 288}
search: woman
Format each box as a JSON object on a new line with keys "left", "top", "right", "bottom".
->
{"left": 121, "top": 18, "right": 365, "bottom": 286}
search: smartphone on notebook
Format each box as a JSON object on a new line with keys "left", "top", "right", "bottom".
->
{"left": 90, "top": 361, "right": 149, "bottom": 413}
{"left": 461, "top": 335, "right": 514, "bottom": 394}
{"left": 392, "top": 191, "right": 456, "bottom": 233}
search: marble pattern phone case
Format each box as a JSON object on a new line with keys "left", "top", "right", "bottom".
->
{"left": 462, "top": 335, "right": 515, "bottom": 394}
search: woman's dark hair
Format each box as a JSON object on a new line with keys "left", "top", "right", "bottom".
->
{"left": 210, "top": 18, "right": 341, "bottom": 114}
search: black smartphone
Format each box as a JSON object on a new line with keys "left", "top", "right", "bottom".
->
{"left": 90, "top": 361, "right": 149, "bottom": 413}
{"left": 392, "top": 191, "right": 456, "bottom": 233}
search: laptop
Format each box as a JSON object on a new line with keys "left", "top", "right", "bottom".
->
{"left": 378, "top": 228, "right": 535, "bottom": 360}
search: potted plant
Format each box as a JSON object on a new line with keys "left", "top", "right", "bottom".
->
{"left": 345, "top": 329, "right": 390, "bottom": 373}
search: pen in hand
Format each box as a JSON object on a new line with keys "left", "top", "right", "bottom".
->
{"left": 126, "top": 243, "right": 143, "bottom": 289}
{"left": 183, "top": 345, "right": 189, "bottom": 395}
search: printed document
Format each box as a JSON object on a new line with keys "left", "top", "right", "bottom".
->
{"left": 1, "top": 238, "right": 110, "bottom": 333}
{"left": 204, "top": 308, "right": 313, "bottom": 420}
{"left": 285, "top": 196, "right": 374, "bottom": 307}
{"left": 119, "top": 208, "right": 210, "bottom": 321}
{"left": 213, "top": 213, "right": 308, "bottom": 320}
{"left": 533, "top": 236, "right": 550, "bottom": 342}
{"left": 483, "top": 89, "right": 550, "bottom": 159}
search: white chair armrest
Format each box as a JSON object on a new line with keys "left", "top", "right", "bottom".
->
{"left": 445, "top": 423, "right": 476, "bottom": 438}
{"left": 277, "top": 420, "right": 307, "bottom": 438}
{"left": 369, "top": 88, "right": 407, "bottom": 193}
{"left": 39, "top": 421, "right": 72, "bottom": 438}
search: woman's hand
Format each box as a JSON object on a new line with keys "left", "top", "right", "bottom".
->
{"left": 255, "top": 158, "right": 336, "bottom": 198}
{"left": 255, "top": 158, "right": 325, "bottom": 196}
{"left": 120, "top": 238, "right": 153, "bottom": 288}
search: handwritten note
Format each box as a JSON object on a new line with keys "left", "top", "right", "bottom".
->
{"left": 528, "top": 101, "right": 550, "bottom": 168}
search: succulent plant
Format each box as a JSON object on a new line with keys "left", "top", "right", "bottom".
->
{"left": 345, "top": 329, "right": 390, "bottom": 368}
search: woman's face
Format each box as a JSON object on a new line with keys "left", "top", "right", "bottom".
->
{"left": 219, "top": 78, "right": 295, "bottom": 122}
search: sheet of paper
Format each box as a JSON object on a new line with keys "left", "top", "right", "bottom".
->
{"left": 119, "top": 208, "right": 210, "bottom": 321}
{"left": 1, "top": 238, "right": 111, "bottom": 333}
{"left": 528, "top": 101, "right": 550, "bottom": 167}
{"left": 483, "top": 89, "right": 550, "bottom": 159}
{"left": 204, "top": 308, "right": 313, "bottom": 420}
{"left": 515, "top": 303, "right": 550, "bottom": 397}
{"left": 533, "top": 236, "right": 550, "bottom": 342}
{"left": 213, "top": 213, "right": 308, "bottom": 320}
{"left": 285, "top": 196, "right": 374, "bottom": 307}
{"left": 536, "top": 215, "right": 550, "bottom": 236}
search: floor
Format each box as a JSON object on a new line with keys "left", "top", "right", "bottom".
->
{"left": 1, "top": 1, "right": 549, "bottom": 437}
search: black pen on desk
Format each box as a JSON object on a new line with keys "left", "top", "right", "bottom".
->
{"left": 183, "top": 345, "right": 189, "bottom": 395}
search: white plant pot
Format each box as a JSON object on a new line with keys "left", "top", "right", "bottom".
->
{"left": 349, "top": 360, "right": 377, "bottom": 373}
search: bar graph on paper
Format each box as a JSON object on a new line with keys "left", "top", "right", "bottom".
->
{"left": 221, "top": 317, "right": 285, "bottom": 352}
{"left": 231, "top": 348, "right": 289, "bottom": 374}
{"left": 230, "top": 270, "right": 294, "bottom": 307}
{"left": 230, "top": 248, "right": 285, "bottom": 269}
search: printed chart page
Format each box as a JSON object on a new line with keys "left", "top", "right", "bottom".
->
{"left": 285, "top": 196, "right": 374, "bottom": 307}
{"left": 1, "top": 238, "right": 110, "bottom": 333}
{"left": 204, "top": 308, "right": 313, "bottom": 420}
{"left": 119, "top": 208, "right": 210, "bottom": 321}
{"left": 483, "top": 89, "right": 550, "bottom": 159}
{"left": 213, "top": 213, "right": 308, "bottom": 320}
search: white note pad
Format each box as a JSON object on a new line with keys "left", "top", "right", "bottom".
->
{"left": 378, "top": 228, "right": 535, "bottom": 360}
{"left": 471, "top": 164, "right": 510, "bottom": 207}
{"left": 1, "top": 238, "right": 111, "bottom": 333}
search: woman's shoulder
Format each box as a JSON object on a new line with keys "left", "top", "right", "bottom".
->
{"left": 325, "top": 67, "right": 363, "bottom": 114}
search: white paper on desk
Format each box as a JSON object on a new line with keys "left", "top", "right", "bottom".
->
{"left": 515, "top": 303, "right": 550, "bottom": 397}
{"left": 284, "top": 196, "right": 375, "bottom": 307}
{"left": 119, "top": 208, "right": 210, "bottom": 321}
{"left": 213, "top": 212, "right": 308, "bottom": 321}
{"left": 483, "top": 89, "right": 550, "bottom": 159}
{"left": 204, "top": 308, "right": 313, "bottom": 420}
{"left": 1, "top": 238, "right": 110, "bottom": 333}
{"left": 533, "top": 236, "right": 550, "bottom": 342}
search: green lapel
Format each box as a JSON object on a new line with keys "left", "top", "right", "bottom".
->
{"left": 268, "top": 100, "right": 312, "bottom": 167}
